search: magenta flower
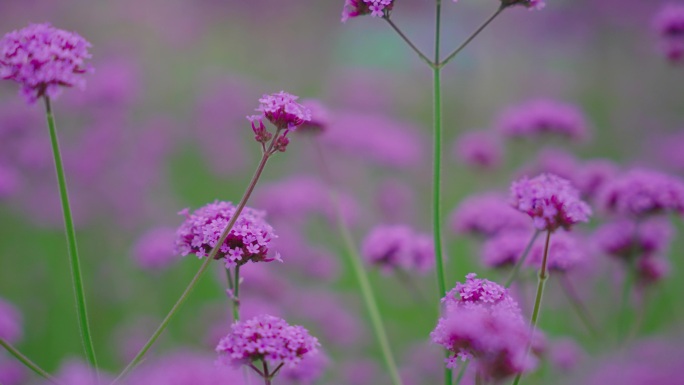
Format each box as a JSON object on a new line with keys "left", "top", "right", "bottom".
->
{"left": 593, "top": 218, "right": 674, "bottom": 261}
{"left": 548, "top": 338, "right": 585, "bottom": 372}
{"left": 442, "top": 273, "right": 522, "bottom": 319}
{"left": 248, "top": 91, "right": 311, "bottom": 151}
{"left": 510, "top": 173, "right": 592, "bottom": 231}
{"left": 175, "top": 201, "right": 279, "bottom": 268}
{"left": 528, "top": 231, "right": 588, "bottom": 273}
{"left": 297, "top": 99, "right": 330, "bottom": 134}
{"left": 496, "top": 100, "right": 589, "bottom": 142}
{"left": 216, "top": 314, "right": 320, "bottom": 369}
{"left": 597, "top": 168, "right": 684, "bottom": 218}
{"left": 361, "top": 224, "right": 434, "bottom": 274}
{"left": 124, "top": 352, "right": 244, "bottom": 385}
{"left": 341, "top": 0, "right": 394, "bottom": 22}
{"left": 653, "top": 4, "right": 684, "bottom": 63}
{"left": 450, "top": 193, "right": 531, "bottom": 238}
{"left": 131, "top": 227, "right": 181, "bottom": 270}
{"left": 0, "top": 298, "right": 22, "bottom": 344}
{"left": 501, "top": 0, "right": 545, "bottom": 10}
{"left": 481, "top": 230, "right": 532, "bottom": 269}
{"left": 636, "top": 256, "right": 670, "bottom": 286}
{"left": 280, "top": 351, "right": 329, "bottom": 385}
{"left": 574, "top": 159, "right": 619, "bottom": 200}
{"left": 0, "top": 355, "right": 26, "bottom": 385}
{"left": 452, "top": 130, "right": 503, "bottom": 170}
{"left": 0, "top": 23, "right": 92, "bottom": 104}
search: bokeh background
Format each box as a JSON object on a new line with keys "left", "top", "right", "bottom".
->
{"left": 1, "top": 0, "right": 683, "bottom": 384}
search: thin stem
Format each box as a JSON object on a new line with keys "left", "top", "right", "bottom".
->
{"left": 313, "top": 141, "right": 403, "bottom": 385}
{"left": 438, "top": 5, "right": 506, "bottom": 69}
{"left": 511, "top": 229, "right": 552, "bottom": 385}
{"left": 113, "top": 131, "right": 280, "bottom": 384}
{"left": 247, "top": 363, "right": 264, "bottom": 377}
{"left": 43, "top": 96, "right": 99, "bottom": 372}
{"left": 434, "top": 2, "right": 452, "bottom": 385}
{"left": 505, "top": 230, "right": 541, "bottom": 287}
{"left": 0, "top": 338, "right": 62, "bottom": 385}
{"left": 233, "top": 265, "right": 241, "bottom": 321}
{"left": 618, "top": 258, "right": 637, "bottom": 342}
{"left": 558, "top": 274, "right": 598, "bottom": 337}
{"left": 383, "top": 16, "right": 435, "bottom": 68}
{"left": 454, "top": 362, "right": 469, "bottom": 385}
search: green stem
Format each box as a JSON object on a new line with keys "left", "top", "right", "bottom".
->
{"left": 0, "top": 338, "right": 61, "bottom": 385}
{"left": 438, "top": 5, "right": 506, "bottom": 69}
{"left": 433, "top": 2, "right": 452, "bottom": 385}
{"left": 112, "top": 131, "right": 280, "bottom": 384}
{"left": 558, "top": 274, "right": 598, "bottom": 338}
{"left": 233, "top": 265, "right": 241, "bottom": 321}
{"left": 43, "top": 97, "right": 98, "bottom": 372}
{"left": 454, "top": 362, "right": 469, "bottom": 385}
{"left": 383, "top": 16, "right": 435, "bottom": 68}
{"left": 313, "top": 141, "right": 403, "bottom": 385}
{"left": 618, "top": 258, "right": 637, "bottom": 342}
{"left": 505, "top": 230, "right": 541, "bottom": 288}
{"left": 511, "top": 229, "right": 552, "bottom": 385}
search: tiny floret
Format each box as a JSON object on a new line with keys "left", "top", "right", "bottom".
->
{"left": 442, "top": 273, "right": 522, "bottom": 319}
{"left": 361, "top": 224, "right": 434, "bottom": 274}
{"left": 0, "top": 23, "right": 93, "bottom": 104}
{"left": 510, "top": 173, "right": 592, "bottom": 231}
{"left": 216, "top": 314, "right": 320, "bottom": 369}
{"left": 175, "top": 201, "right": 278, "bottom": 268}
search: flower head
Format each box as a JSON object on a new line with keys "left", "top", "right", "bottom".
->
{"left": 496, "top": 100, "right": 589, "bottom": 141}
{"left": 297, "top": 99, "right": 330, "bottom": 134}
{"left": 653, "top": 4, "right": 684, "bottom": 63}
{"left": 636, "top": 256, "right": 670, "bottom": 286}
{"left": 450, "top": 193, "right": 531, "bottom": 238}
{"left": 216, "top": 314, "right": 320, "bottom": 369}
{"left": 501, "top": 0, "right": 545, "bottom": 10}
{"left": 0, "top": 23, "right": 92, "bottom": 103}
{"left": 255, "top": 91, "right": 311, "bottom": 130}
{"left": 280, "top": 351, "right": 329, "bottom": 385}
{"left": 361, "top": 224, "right": 434, "bottom": 274}
{"left": 131, "top": 227, "right": 181, "bottom": 270}
{"left": 481, "top": 230, "right": 532, "bottom": 269}
{"left": 593, "top": 218, "right": 674, "bottom": 261}
{"left": 341, "top": 0, "right": 394, "bottom": 22}
{"left": 452, "top": 130, "right": 503, "bottom": 170}
{"left": 442, "top": 273, "right": 522, "bottom": 317}
{"left": 175, "top": 201, "right": 279, "bottom": 268}
{"left": 510, "top": 173, "right": 592, "bottom": 231}
{"left": 528, "top": 231, "right": 588, "bottom": 272}
{"left": 597, "top": 168, "right": 684, "bottom": 218}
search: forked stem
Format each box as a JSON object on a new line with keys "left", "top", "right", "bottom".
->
{"left": 505, "top": 230, "right": 541, "bottom": 287}
{"left": 559, "top": 274, "right": 598, "bottom": 337}
{"left": 383, "top": 16, "right": 435, "bottom": 68}
{"left": 0, "top": 338, "right": 62, "bottom": 385}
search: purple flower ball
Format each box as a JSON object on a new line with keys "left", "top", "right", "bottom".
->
{"left": 280, "top": 351, "right": 329, "bottom": 385}
{"left": 216, "top": 314, "right": 320, "bottom": 369}
{"left": 496, "top": 100, "right": 589, "bottom": 142}
{"left": 254, "top": 91, "right": 311, "bottom": 130}
{"left": 450, "top": 193, "right": 531, "bottom": 238}
{"left": 548, "top": 338, "right": 585, "bottom": 372}
{"left": 341, "top": 0, "right": 394, "bottom": 22}
{"left": 653, "top": 4, "right": 684, "bottom": 63}
{"left": 0, "top": 23, "right": 93, "bottom": 104}
{"left": 510, "top": 173, "right": 592, "bottom": 232}
{"left": 0, "top": 298, "right": 22, "bottom": 344}
{"left": 175, "top": 201, "right": 279, "bottom": 268}
{"left": 131, "top": 227, "right": 181, "bottom": 270}
{"left": 574, "top": 159, "right": 619, "bottom": 200}
{"left": 442, "top": 273, "right": 523, "bottom": 320}
{"left": 528, "top": 231, "right": 588, "bottom": 273}
{"left": 481, "top": 230, "right": 533, "bottom": 269}
{"left": 360, "top": 224, "right": 434, "bottom": 274}
{"left": 637, "top": 256, "right": 670, "bottom": 286}
{"left": 452, "top": 130, "right": 503, "bottom": 170}
{"left": 597, "top": 168, "right": 684, "bottom": 218}
{"left": 593, "top": 218, "right": 674, "bottom": 260}
{"left": 297, "top": 99, "right": 329, "bottom": 134}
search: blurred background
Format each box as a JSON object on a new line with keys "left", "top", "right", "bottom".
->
{"left": 1, "top": 0, "right": 683, "bottom": 384}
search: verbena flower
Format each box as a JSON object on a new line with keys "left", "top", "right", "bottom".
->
{"left": 216, "top": 314, "right": 320, "bottom": 369}
{"left": 0, "top": 298, "right": 22, "bottom": 344}
{"left": 501, "top": 0, "right": 546, "bottom": 10}
{"left": 0, "top": 23, "right": 92, "bottom": 103}
{"left": 574, "top": 159, "right": 619, "bottom": 200}
{"left": 0, "top": 355, "right": 25, "bottom": 385}
{"left": 297, "top": 99, "right": 329, "bottom": 134}
{"left": 175, "top": 201, "right": 279, "bottom": 268}
{"left": 593, "top": 218, "right": 674, "bottom": 260}
{"left": 548, "top": 338, "right": 585, "bottom": 372}
{"left": 653, "top": 4, "right": 684, "bottom": 63}
{"left": 636, "top": 256, "right": 670, "bottom": 286}
{"left": 528, "top": 230, "right": 588, "bottom": 273}
{"left": 248, "top": 91, "right": 311, "bottom": 150}
{"left": 450, "top": 193, "right": 531, "bottom": 238}
{"left": 441, "top": 273, "right": 522, "bottom": 320}
{"left": 125, "top": 352, "right": 244, "bottom": 385}
{"left": 131, "top": 227, "right": 180, "bottom": 270}
{"left": 280, "top": 351, "right": 329, "bottom": 385}
{"left": 481, "top": 230, "right": 533, "bottom": 269}
{"left": 597, "top": 168, "right": 684, "bottom": 218}
{"left": 360, "top": 224, "right": 434, "bottom": 274}
{"left": 452, "top": 130, "right": 503, "bottom": 170}
{"left": 496, "top": 100, "right": 589, "bottom": 141}
{"left": 510, "top": 173, "right": 592, "bottom": 232}
{"left": 341, "top": 0, "right": 394, "bottom": 22}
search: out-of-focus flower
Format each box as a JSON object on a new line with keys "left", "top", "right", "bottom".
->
{"left": 597, "top": 168, "right": 684, "bottom": 218}
{"left": 0, "top": 298, "right": 21, "bottom": 344}
{"left": 516, "top": 147, "right": 580, "bottom": 182}
{"left": 126, "top": 351, "right": 244, "bottom": 385}
{"left": 341, "top": 0, "right": 394, "bottom": 22}
{"left": 528, "top": 231, "right": 588, "bottom": 272}
{"left": 361, "top": 224, "right": 434, "bottom": 274}
{"left": 500, "top": 0, "right": 545, "bottom": 9}
{"left": 0, "top": 23, "right": 92, "bottom": 103}
{"left": 270, "top": 226, "right": 340, "bottom": 282}
{"left": 653, "top": 4, "right": 684, "bottom": 63}
{"left": 481, "top": 230, "right": 534, "bottom": 269}
{"left": 375, "top": 178, "right": 416, "bottom": 224}
{"left": 0, "top": 165, "right": 20, "bottom": 199}
{"left": 452, "top": 130, "right": 503, "bottom": 170}
{"left": 280, "top": 351, "right": 329, "bottom": 385}
{"left": 216, "top": 314, "right": 320, "bottom": 369}
{"left": 636, "top": 256, "right": 670, "bottom": 285}
{"left": 175, "top": 201, "right": 279, "bottom": 268}
{"left": 450, "top": 193, "right": 531, "bottom": 238}
{"left": 496, "top": 100, "right": 589, "bottom": 142}
{"left": 548, "top": 338, "right": 585, "bottom": 372}
{"left": 49, "top": 360, "right": 110, "bottom": 385}
{"left": 593, "top": 218, "right": 674, "bottom": 260}
{"left": 510, "top": 173, "right": 592, "bottom": 231}
{"left": 131, "top": 227, "right": 180, "bottom": 270}
{"left": 574, "top": 159, "right": 619, "bottom": 200}
{"left": 0, "top": 354, "right": 25, "bottom": 385}
{"left": 297, "top": 99, "right": 329, "bottom": 134}
{"left": 442, "top": 273, "right": 522, "bottom": 319}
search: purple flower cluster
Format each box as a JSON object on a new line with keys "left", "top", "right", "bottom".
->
{"left": 597, "top": 169, "right": 684, "bottom": 218}
{"left": 450, "top": 193, "right": 530, "bottom": 237}
{"left": 361, "top": 224, "right": 434, "bottom": 274}
{"left": 0, "top": 23, "right": 92, "bottom": 103}
{"left": 528, "top": 231, "right": 588, "bottom": 273}
{"left": 510, "top": 173, "right": 592, "bottom": 231}
{"left": 441, "top": 273, "right": 522, "bottom": 318}
{"left": 131, "top": 227, "right": 181, "bottom": 270}
{"left": 126, "top": 352, "right": 244, "bottom": 385}
{"left": 653, "top": 4, "right": 684, "bottom": 63}
{"left": 0, "top": 298, "right": 22, "bottom": 344}
{"left": 248, "top": 91, "right": 311, "bottom": 151}
{"left": 279, "top": 351, "right": 329, "bottom": 385}
{"left": 501, "top": 0, "right": 546, "bottom": 9}
{"left": 496, "top": 100, "right": 589, "bottom": 141}
{"left": 297, "top": 99, "right": 330, "bottom": 134}
{"left": 216, "top": 314, "right": 320, "bottom": 369}
{"left": 481, "top": 230, "right": 531, "bottom": 269}
{"left": 452, "top": 130, "right": 503, "bottom": 170}
{"left": 341, "top": 0, "right": 394, "bottom": 22}
{"left": 175, "top": 201, "right": 279, "bottom": 268}
{"left": 594, "top": 218, "right": 674, "bottom": 260}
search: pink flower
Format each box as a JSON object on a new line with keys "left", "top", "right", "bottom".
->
{"left": 341, "top": 0, "right": 395, "bottom": 22}
{"left": 361, "top": 224, "right": 434, "bottom": 274}
{"left": 255, "top": 91, "right": 311, "bottom": 130}
{"left": 131, "top": 227, "right": 180, "bottom": 270}
{"left": 496, "top": 99, "right": 589, "bottom": 142}
{"left": 452, "top": 130, "right": 503, "bottom": 170}
{"left": 450, "top": 193, "right": 531, "bottom": 238}
{"left": 653, "top": 4, "right": 684, "bottom": 63}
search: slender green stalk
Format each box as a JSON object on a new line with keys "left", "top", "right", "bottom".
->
{"left": 233, "top": 265, "right": 241, "bottom": 321}
{"left": 113, "top": 131, "right": 280, "bottom": 384}
{"left": 43, "top": 97, "right": 98, "bottom": 371}
{"left": 511, "top": 230, "right": 552, "bottom": 385}
{"left": 0, "top": 338, "right": 61, "bottom": 385}
{"left": 438, "top": 5, "right": 506, "bottom": 69}
{"left": 559, "top": 274, "right": 598, "bottom": 337}
{"left": 454, "top": 362, "right": 469, "bottom": 385}
{"left": 313, "top": 141, "right": 403, "bottom": 385}
{"left": 505, "top": 230, "right": 541, "bottom": 288}
{"left": 383, "top": 16, "right": 435, "bottom": 68}
{"left": 618, "top": 258, "right": 637, "bottom": 342}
